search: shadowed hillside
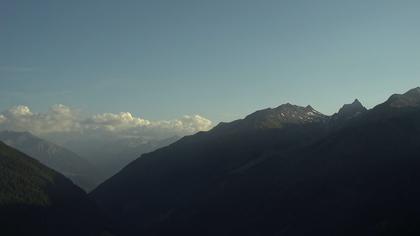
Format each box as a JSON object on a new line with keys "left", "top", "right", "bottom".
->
{"left": 0, "top": 141, "right": 113, "bottom": 236}
{"left": 0, "top": 131, "right": 99, "bottom": 191}
{"left": 92, "top": 88, "right": 420, "bottom": 236}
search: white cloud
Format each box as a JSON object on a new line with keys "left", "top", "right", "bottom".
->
{"left": 85, "top": 112, "right": 151, "bottom": 132}
{"left": 0, "top": 104, "right": 213, "bottom": 140}
{"left": 0, "top": 114, "right": 6, "bottom": 124}
{"left": 8, "top": 105, "right": 33, "bottom": 116}
{"left": 151, "top": 115, "right": 213, "bottom": 133}
{"left": 0, "top": 104, "right": 81, "bottom": 134}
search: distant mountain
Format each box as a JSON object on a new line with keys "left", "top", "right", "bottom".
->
{"left": 92, "top": 87, "right": 420, "bottom": 236}
{"left": 0, "top": 131, "right": 99, "bottom": 191}
{"left": 0, "top": 141, "right": 112, "bottom": 236}
{"left": 65, "top": 136, "right": 179, "bottom": 183}
{"left": 95, "top": 136, "right": 180, "bottom": 178}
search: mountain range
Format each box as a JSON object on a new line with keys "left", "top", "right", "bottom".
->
{"left": 3, "top": 87, "right": 420, "bottom": 235}
{"left": 91, "top": 87, "right": 420, "bottom": 236}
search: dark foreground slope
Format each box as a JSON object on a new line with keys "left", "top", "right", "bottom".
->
{"left": 0, "top": 141, "right": 113, "bottom": 236}
{"left": 92, "top": 88, "right": 420, "bottom": 236}
{"left": 0, "top": 131, "right": 99, "bottom": 191}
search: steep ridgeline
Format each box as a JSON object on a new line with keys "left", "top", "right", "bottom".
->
{"left": 92, "top": 87, "right": 420, "bottom": 236}
{"left": 0, "top": 142, "right": 113, "bottom": 236}
{"left": 0, "top": 131, "right": 99, "bottom": 191}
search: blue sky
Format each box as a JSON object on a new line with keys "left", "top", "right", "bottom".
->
{"left": 1, "top": 0, "right": 420, "bottom": 123}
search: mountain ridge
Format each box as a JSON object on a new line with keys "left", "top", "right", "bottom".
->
{"left": 386, "top": 87, "right": 420, "bottom": 108}
{"left": 91, "top": 86, "right": 420, "bottom": 236}
{"left": 213, "top": 103, "right": 327, "bottom": 134}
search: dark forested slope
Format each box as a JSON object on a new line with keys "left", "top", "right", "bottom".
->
{"left": 0, "top": 141, "right": 112, "bottom": 236}
{"left": 0, "top": 131, "right": 99, "bottom": 191}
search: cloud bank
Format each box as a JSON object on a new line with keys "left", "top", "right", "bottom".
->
{"left": 0, "top": 104, "right": 213, "bottom": 140}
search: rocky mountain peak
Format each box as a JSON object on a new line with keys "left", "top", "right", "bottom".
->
{"left": 337, "top": 99, "right": 367, "bottom": 117}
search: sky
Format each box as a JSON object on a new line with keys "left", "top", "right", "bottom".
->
{"left": 1, "top": 0, "right": 420, "bottom": 127}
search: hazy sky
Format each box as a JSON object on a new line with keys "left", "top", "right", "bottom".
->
{"left": 2, "top": 0, "right": 420, "bottom": 123}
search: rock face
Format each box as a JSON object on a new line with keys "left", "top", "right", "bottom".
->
{"left": 91, "top": 87, "right": 420, "bottom": 236}
{"left": 0, "top": 141, "right": 112, "bottom": 236}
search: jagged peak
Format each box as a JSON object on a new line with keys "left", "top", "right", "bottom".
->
{"left": 338, "top": 99, "right": 366, "bottom": 113}
{"left": 352, "top": 98, "right": 362, "bottom": 105}
{"left": 331, "top": 99, "right": 367, "bottom": 122}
